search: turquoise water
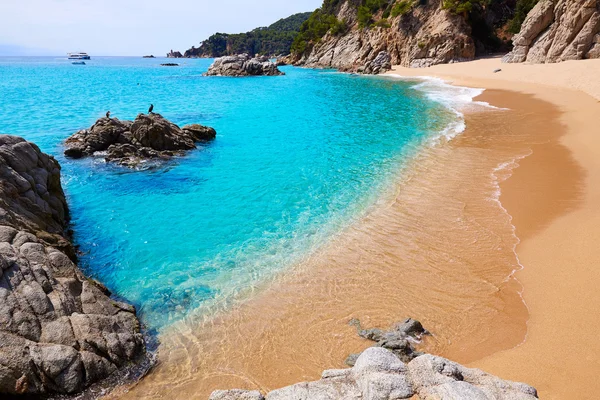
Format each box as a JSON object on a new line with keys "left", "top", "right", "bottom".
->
{"left": 0, "top": 56, "right": 454, "bottom": 330}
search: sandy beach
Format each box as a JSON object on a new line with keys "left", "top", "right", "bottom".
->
{"left": 388, "top": 57, "right": 600, "bottom": 399}
{"left": 105, "top": 57, "right": 600, "bottom": 400}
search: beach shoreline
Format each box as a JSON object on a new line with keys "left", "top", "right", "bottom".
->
{"left": 102, "top": 58, "right": 600, "bottom": 399}
{"left": 387, "top": 57, "right": 600, "bottom": 399}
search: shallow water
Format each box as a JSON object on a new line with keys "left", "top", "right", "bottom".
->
{"left": 0, "top": 56, "right": 456, "bottom": 330}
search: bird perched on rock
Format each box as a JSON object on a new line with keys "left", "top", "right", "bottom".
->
{"left": 106, "top": 111, "right": 111, "bottom": 119}
{"left": 148, "top": 104, "right": 154, "bottom": 114}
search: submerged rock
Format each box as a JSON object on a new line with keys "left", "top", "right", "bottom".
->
{"left": 64, "top": 113, "right": 216, "bottom": 168}
{"left": 204, "top": 54, "right": 284, "bottom": 77}
{"left": 346, "top": 318, "right": 427, "bottom": 365}
{"left": 211, "top": 347, "right": 538, "bottom": 400}
{"left": 0, "top": 135, "right": 145, "bottom": 395}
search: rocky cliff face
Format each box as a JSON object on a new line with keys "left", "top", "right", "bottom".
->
{"left": 290, "top": 0, "right": 476, "bottom": 71}
{"left": 503, "top": 0, "right": 600, "bottom": 63}
{"left": 0, "top": 135, "right": 145, "bottom": 395}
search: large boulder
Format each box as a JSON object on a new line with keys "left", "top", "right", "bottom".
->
{"left": 213, "top": 347, "right": 538, "bottom": 400}
{"left": 64, "top": 113, "right": 216, "bottom": 168}
{"left": 204, "top": 54, "right": 285, "bottom": 77}
{"left": 0, "top": 135, "right": 146, "bottom": 396}
{"left": 503, "top": 0, "right": 600, "bottom": 63}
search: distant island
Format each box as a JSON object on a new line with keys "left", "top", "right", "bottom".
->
{"left": 167, "top": 12, "right": 311, "bottom": 58}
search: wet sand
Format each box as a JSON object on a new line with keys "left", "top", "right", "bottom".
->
{"left": 389, "top": 58, "right": 600, "bottom": 399}
{"left": 111, "top": 70, "right": 588, "bottom": 399}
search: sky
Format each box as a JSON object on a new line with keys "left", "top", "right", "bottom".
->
{"left": 0, "top": 0, "right": 322, "bottom": 56}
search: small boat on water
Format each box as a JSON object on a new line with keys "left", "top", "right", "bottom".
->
{"left": 68, "top": 52, "right": 91, "bottom": 60}
{"left": 72, "top": 61, "right": 86, "bottom": 65}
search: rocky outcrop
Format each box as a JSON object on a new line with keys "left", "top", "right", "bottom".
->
{"left": 362, "top": 51, "right": 392, "bottom": 74}
{"left": 204, "top": 54, "right": 285, "bottom": 77}
{"left": 209, "top": 319, "right": 538, "bottom": 400}
{"left": 290, "top": 0, "right": 475, "bottom": 72}
{"left": 167, "top": 50, "right": 183, "bottom": 58}
{"left": 210, "top": 347, "right": 538, "bottom": 400}
{"left": 0, "top": 135, "right": 145, "bottom": 395}
{"left": 345, "top": 318, "right": 427, "bottom": 366}
{"left": 64, "top": 114, "right": 216, "bottom": 168}
{"left": 503, "top": 0, "right": 600, "bottom": 63}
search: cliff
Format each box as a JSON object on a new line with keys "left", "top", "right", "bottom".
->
{"left": 503, "top": 0, "right": 600, "bottom": 63}
{"left": 288, "top": 0, "right": 477, "bottom": 70}
{"left": 0, "top": 135, "right": 146, "bottom": 395}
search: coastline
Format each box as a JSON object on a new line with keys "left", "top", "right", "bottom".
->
{"left": 387, "top": 57, "right": 600, "bottom": 399}
{"left": 107, "top": 60, "right": 592, "bottom": 399}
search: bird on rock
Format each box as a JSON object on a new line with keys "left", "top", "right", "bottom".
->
{"left": 106, "top": 111, "right": 111, "bottom": 119}
{"left": 148, "top": 104, "right": 154, "bottom": 114}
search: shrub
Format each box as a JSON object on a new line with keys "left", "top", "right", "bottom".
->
{"left": 374, "top": 18, "right": 392, "bottom": 28}
{"left": 391, "top": 1, "right": 413, "bottom": 17}
{"left": 507, "top": 0, "right": 539, "bottom": 34}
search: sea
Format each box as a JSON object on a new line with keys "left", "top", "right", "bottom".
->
{"left": 0, "top": 56, "right": 474, "bottom": 334}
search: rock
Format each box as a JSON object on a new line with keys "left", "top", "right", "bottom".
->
{"left": 167, "top": 50, "right": 183, "bottom": 58}
{"left": 503, "top": 0, "right": 600, "bottom": 63}
{"left": 209, "top": 389, "right": 265, "bottom": 400}
{"left": 362, "top": 51, "right": 392, "bottom": 75}
{"left": 182, "top": 124, "right": 217, "bottom": 141}
{"left": 204, "top": 54, "right": 285, "bottom": 77}
{"left": 161, "top": 63, "right": 179, "bottom": 66}
{"left": 347, "top": 318, "right": 426, "bottom": 364}
{"left": 64, "top": 114, "right": 216, "bottom": 168}
{"left": 408, "top": 354, "right": 538, "bottom": 400}
{"left": 288, "top": 0, "right": 475, "bottom": 71}
{"left": 218, "top": 349, "right": 538, "bottom": 400}
{"left": 0, "top": 135, "right": 145, "bottom": 396}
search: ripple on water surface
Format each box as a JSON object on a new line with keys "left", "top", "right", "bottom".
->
{"left": 0, "top": 57, "right": 456, "bottom": 330}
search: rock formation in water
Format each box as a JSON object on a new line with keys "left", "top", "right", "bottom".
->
{"left": 344, "top": 318, "right": 427, "bottom": 366}
{"left": 167, "top": 50, "right": 183, "bottom": 58}
{"left": 204, "top": 54, "right": 285, "bottom": 76}
{"left": 287, "top": 0, "right": 476, "bottom": 72}
{"left": 503, "top": 0, "right": 600, "bottom": 63}
{"left": 208, "top": 319, "right": 538, "bottom": 400}
{"left": 0, "top": 135, "right": 145, "bottom": 395}
{"left": 64, "top": 113, "right": 217, "bottom": 168}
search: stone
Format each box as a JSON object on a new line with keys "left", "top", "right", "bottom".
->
{"left": 363, "top": 51, "right": 392, "bottom": 75}
{"left": 204, "top": 54, "right": 285, "bottom": 77}
{"left": 503, "top": 0, "right": 600, "bottom": 63}
{"left": 209, "top": 389, "right": 265, "bottom": 400}
{"left": 64, "top": 114, "right": 216, "bottom": 168}
{"left": 0, "top": 135, "right": 145, "bottom": 396}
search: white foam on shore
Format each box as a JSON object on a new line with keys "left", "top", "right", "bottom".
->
{"left": 386, "top": 74, "right": 505, "bottom": 142}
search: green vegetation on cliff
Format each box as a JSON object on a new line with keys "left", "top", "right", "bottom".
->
{"left": 184, "top": 12, "right": 312, "bottom": 57}
{"left": 507, "top": 0, "right": 540, "bottom": 33}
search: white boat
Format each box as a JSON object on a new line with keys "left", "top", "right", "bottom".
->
{"left": 68, "top": 52, "right": 91, "bottom": 60}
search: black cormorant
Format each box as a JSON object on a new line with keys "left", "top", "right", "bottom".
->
{"left": 148, "top": 104, "right": 154, "bottom": 114}
{"left": 106, "top": 111, "right": 111, "bottom": 119}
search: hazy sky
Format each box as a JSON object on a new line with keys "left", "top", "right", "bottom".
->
{"left": 0, "top": 0, "right": 322, "bottom": 56}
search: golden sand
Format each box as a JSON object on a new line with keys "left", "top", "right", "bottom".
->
{"left": 389, "top": 57, "right": 600, "bottom": 399}
{"left": 106, "top": 58, "right": 599, "bottom": 399}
